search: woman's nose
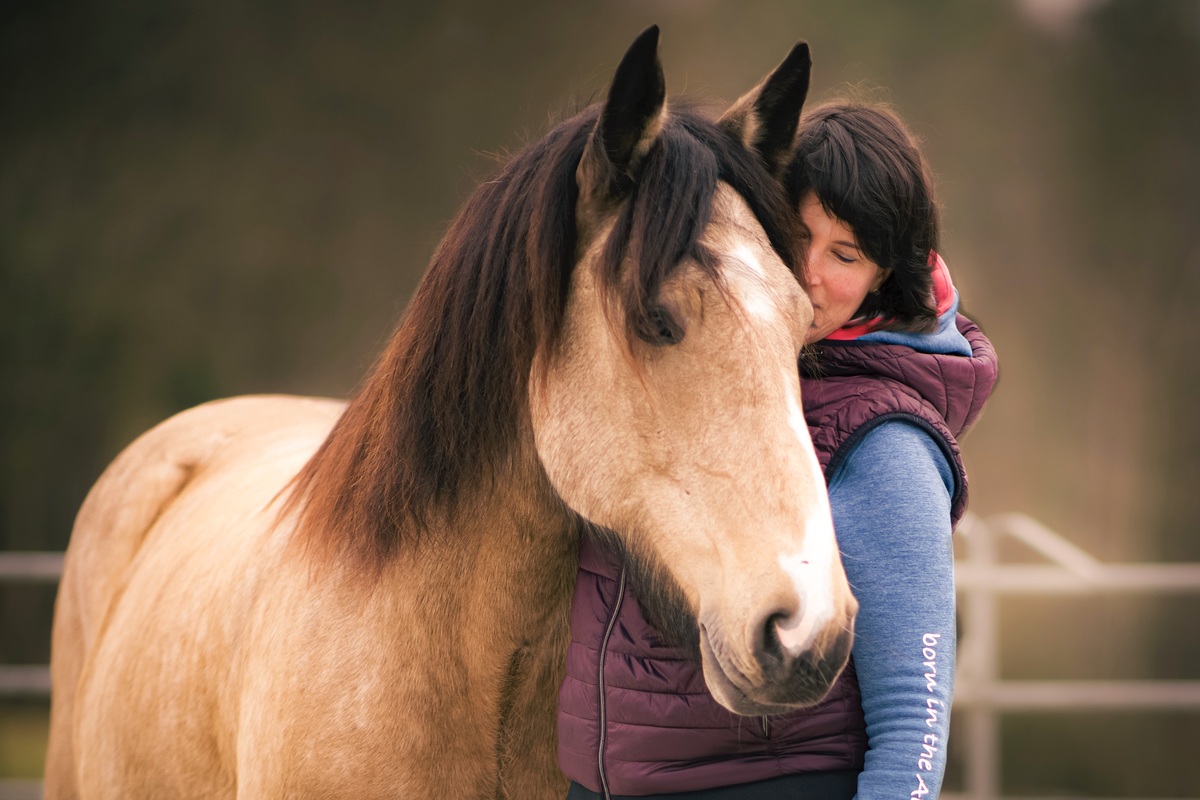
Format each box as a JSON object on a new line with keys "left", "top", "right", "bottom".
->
{"left": 806, "top": 254, "right": 823, "bottom": 285}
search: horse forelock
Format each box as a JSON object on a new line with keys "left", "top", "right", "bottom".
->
{"left": 600, "top": 108, "right": 805, "bottom": 350}
{"left": 288, "top": 102, "right": 803, "bottom": 571}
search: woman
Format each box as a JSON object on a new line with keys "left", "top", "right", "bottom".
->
{"left": 558, "top": 103, "right": 998, "bottom": 800}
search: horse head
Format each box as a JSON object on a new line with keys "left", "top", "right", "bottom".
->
{"left": 530, "top": 29, "right": 857, "bottom": 714}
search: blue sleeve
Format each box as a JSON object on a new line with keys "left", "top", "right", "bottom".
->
{"left": 826, "top": 420, "right": 956, "bottom": 800}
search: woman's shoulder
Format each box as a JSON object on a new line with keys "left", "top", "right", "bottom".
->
{"left": 826, "top": 419, "right": 956, "bottom": 527}
{"left": 835, "top": 419, "right": 955, "bottom": 494}
{"left": 803, "top": 319, "right": 994, "bottom": 441}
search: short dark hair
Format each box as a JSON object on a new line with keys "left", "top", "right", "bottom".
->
{"left": 786, "top": 103, "right": 939, "bottom": 333}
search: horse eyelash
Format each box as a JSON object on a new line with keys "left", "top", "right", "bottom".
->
{"left": 636, "top": 306, "right": 684, "bottom": 346}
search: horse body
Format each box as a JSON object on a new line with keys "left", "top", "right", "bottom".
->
{"left": 50, "top": 395, "right": 573, "bottom": 798}
{"left": 47, "top": 30, "right": 857, "bottom": 798}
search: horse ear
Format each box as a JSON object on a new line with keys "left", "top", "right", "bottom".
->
{"left": 578, "top": 25, "right": 667, "bottom": 206}
{"left": 718, "top": 41, "right": 811, "bottom": 176}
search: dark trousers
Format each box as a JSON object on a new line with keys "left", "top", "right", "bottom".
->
{"left": 566, "top": 770, "right": 859, "bottom": 799}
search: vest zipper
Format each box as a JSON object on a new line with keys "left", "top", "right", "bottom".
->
{"left": 760, "top": 714, "right": 770, "bottom": 738}
{"left": 597, "top": 564, "right": 628, "bottom": 800}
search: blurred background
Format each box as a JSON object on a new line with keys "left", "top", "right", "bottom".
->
{"left": 2, "top": 0, "right": 1199, "bottom": 795}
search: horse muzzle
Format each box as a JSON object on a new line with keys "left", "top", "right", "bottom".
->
{"left": 698, "top": 594, "right": 857, "bottom": 715}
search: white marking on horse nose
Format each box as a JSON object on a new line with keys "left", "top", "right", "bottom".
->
{"left": 728, "top": 246, "right": 782, "bottom": 324}
{"left": 784, "top": 378, "right": 808, "bottom": 445}
{"left": 730, "top": 244, "right": 766, "bottom": 277}
{"left": 775, "top": 511, "right": 838, "bottom": 656}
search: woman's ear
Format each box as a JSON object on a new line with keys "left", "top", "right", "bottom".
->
{"left": 872, "top": 267, "right": 893, "bottom": 293}
{"left": 718, "top": 41, "right": 811, "bottom": 176}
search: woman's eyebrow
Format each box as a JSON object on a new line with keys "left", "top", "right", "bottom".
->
{"left": 833, "top": 239, "right": 861, "bottom": 250}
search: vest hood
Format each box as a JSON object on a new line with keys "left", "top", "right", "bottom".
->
{"left": 802, "top": 314, "right": 997, "bottom": 440}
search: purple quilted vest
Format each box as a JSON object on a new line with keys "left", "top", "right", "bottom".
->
{"left": 557, "top": 315, "right": 998, "bottom": 796}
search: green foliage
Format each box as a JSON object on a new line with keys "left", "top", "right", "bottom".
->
{"left": 0, "top": 702, "right": 48, "bottom": 779}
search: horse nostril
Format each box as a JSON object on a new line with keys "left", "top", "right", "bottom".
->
{"left": 772, "top": 603, "right": 827, "bottom": 659}
{"left": 760, "top": 610, "right": 792, "bottom": 662}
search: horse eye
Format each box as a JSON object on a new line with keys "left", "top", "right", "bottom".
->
{"left": 636, "top": 307, "right": 684, "bottom": 346}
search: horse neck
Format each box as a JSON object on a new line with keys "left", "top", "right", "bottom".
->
{"left": 390, "top": 436, "right": 578, "bottom": 650}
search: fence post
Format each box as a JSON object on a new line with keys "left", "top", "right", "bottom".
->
{"left": 961, "top": 515, "right": 1000, "bottom": 800}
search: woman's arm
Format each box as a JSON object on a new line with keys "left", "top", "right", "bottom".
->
{"left": 826, "top": 420, "right": 957, "bottom": 800}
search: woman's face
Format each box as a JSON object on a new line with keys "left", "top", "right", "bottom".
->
{"left": 799, "top": 191, "right": 890, "bottom": 343}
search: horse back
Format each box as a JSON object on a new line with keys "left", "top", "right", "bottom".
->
{"left": 44, "top": 394, "right": 344, "bottom": 799}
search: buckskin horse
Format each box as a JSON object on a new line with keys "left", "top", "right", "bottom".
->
{"left": 45, "top": 28, "right": 856, "bottom": 799}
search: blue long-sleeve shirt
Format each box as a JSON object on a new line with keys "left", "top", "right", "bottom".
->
{"left": 828, "top": 297, "right": 968, "bottom": 800}
{"left": 830, "top": 421, "right": 956, "bottom": 800}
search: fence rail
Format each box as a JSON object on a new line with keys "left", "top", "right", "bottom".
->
{"left": 0, "top": 553, "right": 61, "bottom": 700}
{"left": 3, "top": 516, "right": 1200, "bottom": 799}
{"left": 952, "top": 513, "right": 1200, "bottom": 800}
{"left": 0, "top": 552, "right": 63, "bottom": 583}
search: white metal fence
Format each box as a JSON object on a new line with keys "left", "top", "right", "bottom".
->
{"left": 0, "top": 552, "right": 60, "bottom": 701}
{"left": 948, "top": 513, "right": 1200, "bottom": 800}
{"left": 3, "top": 516, "right": 1200, "bottom": 798}
{"left": 0, "top": 551, "right": 61, "bottom": 800}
